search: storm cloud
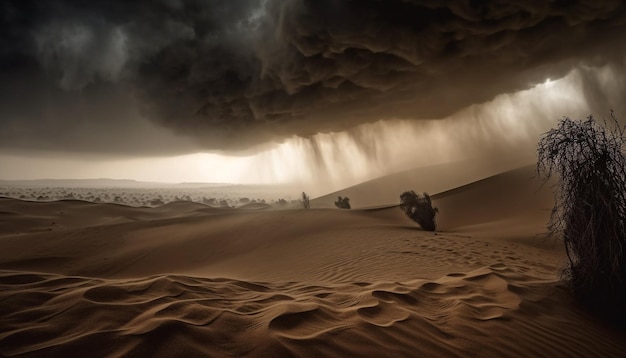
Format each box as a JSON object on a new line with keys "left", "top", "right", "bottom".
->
{"left": 1, "top": 0, "right": 626, "bottom": 153}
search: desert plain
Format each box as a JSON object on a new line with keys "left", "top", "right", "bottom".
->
{"left": 1, "top": 165, "right": 625, "bottom": 357}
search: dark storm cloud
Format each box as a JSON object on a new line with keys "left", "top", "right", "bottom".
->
{"left": 1, "top": 0, "right": 626, "bottom": 153}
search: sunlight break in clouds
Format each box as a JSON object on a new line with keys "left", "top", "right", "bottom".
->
{"left": 0, "top": 64, "right": 609, "bottom": 195}
{"left": 88, "top": 64, "right": 594, "bottom": 193}
{"left": 210, "top": 65, "right": 593, "bottom": 194}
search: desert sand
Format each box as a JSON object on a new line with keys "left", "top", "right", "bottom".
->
{"left": 1, "top": 166, "right": 625, "bottom": 357}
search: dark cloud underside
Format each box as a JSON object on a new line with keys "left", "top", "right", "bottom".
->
{"left": 1, "top": 0, "right": 625, "bottom": 153}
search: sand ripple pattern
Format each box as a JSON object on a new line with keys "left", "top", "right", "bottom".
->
{"left": 2, "top": 266, "right": 625, "bottom": 357}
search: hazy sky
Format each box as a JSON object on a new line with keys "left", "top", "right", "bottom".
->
{"left": 1, "top": 1, "right": 626, "bottom": 192}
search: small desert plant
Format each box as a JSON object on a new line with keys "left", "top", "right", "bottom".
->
{"left": 537, "top": 114, "right": 626, "bottom": 322}
{"left": 400, "top": 191, "right": 438, "bottom": 231}
{"left": 334, "top": 196, "right": 351, "bottom": 209}
{"left": 202, "top": 197, "right": 217, "bottom": 206}
{"left": 300, "top": 192, "right": 310, "bottom": 209}
{"left": 150, "top": 198, "right": 164, "bottom": 206}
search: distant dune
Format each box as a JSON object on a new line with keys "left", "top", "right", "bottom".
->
{"left": 0, "top": 178, "right": 293, "bottom": 189}
{"left": 312, "top": 157, "right": 535, "bottom": 209}
{"left": 1, "top": 165, "right": 624, "bottom": 357}
{"left": 433, "top": 165, "right": 554, "bottom": 234}
{"left": 0, "top": 178, "right": 168, "bottom": 188}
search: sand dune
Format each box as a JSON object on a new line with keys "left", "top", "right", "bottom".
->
{"left": 1, "top": 167, "right": 625, "bottom": 357}
{"left": 3, "top": 266, "right": 624, "bottom": 357}
{"left": 312, "top": 156, "right": 534, "bottom": 209}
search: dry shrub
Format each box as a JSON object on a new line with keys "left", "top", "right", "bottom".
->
{"left": 400, "top": 191, "right": 438, "bottom": 231}
{"left": 334, "top": 196, "right": 351, "bottom": 209}
{"left": 537, "top": 114, "right": 626, "bottom": 323}
{"left": 300, "top": 192, "right": 310, "bottom": 209}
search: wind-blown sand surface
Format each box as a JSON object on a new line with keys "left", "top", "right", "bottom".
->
{"left": 1, "top": 166, "right": 625, "bottom": 357}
